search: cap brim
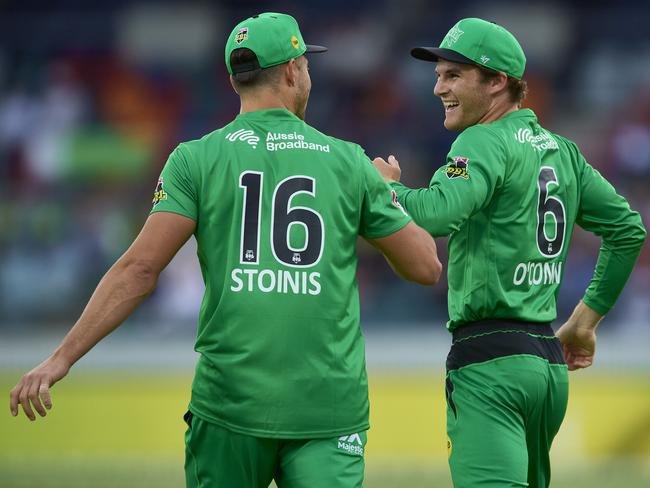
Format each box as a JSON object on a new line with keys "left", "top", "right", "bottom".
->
{"left": 306, "top": 44, "right": 328, "bottom": 53}
{"left": 411, "top": 47, "right": 474, "bottom": 65}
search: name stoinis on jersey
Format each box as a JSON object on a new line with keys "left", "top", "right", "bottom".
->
{"left": 231, "top": 268, "right": 321, "bottom": 295}
{"left": 266, "top": 131, "right": 330, "bottom": 153}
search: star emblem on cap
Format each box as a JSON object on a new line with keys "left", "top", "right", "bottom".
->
{"left": 445, "top": 25, "right": 465, "bottom": 46}
{"left": 235, "top": 27, "right": 249, "bottom": 44}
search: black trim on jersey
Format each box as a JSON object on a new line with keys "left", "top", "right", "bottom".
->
{"left": 183, "top": 410, "right": 194, "bottom": 428}
{"left": 446, "top": 320, "right": 565, "bottom": 372}
{"left": 445, "top": 376, "right": 457, "bottom": 419}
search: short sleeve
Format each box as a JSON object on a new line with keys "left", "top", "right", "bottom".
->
{"left": 358, "top": 148, "right": 411, "bottom": 239}
{"left": 150, "top": 144, "right": 198, "bottom": 221}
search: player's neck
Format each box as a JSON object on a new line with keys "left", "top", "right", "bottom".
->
{"left": 478, "top": 97, "right": 520, "bottom": 125}
{"left": 239, "top": 91, "right": 297, "bottom": 117}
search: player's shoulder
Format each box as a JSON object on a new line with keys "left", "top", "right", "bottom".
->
{"left": 303, "top": 123, "right": 372, "bottom": 173}
{"left": 172, "top": 122, "right": 241, "bottom": 162}
{"left": 450, "top": 124, "right": 506, "bottom": 158}
{"left": 455, "top": 123, "right": 504, "bottom": 146}
{"left": 305, "top": 123, "right": 366, "bottom": 156}
{"left": 184, "top": 124, "right": 235, "bottom": 148}
{"left": 542, "top": 130, "right": 589, "bottom": 167}
{"left": 547, "top": 131, "right": 579, "bottom": 152}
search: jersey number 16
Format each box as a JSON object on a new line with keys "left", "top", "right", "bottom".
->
{"left": 239, "top": 171, "right": 324, "bottom": 268}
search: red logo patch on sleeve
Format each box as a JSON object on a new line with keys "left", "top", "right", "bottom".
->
{"left": 152, "top": 177, "right": 168, "bottom": 205}
{"left": 446, "top": 157, "right": 470, "bottom": 180}
{"left": 391, "top": 190, "right": 408, "bottom": 216}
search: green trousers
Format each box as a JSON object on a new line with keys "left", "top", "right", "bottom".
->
{"left": 184, "top": 411, "right": 366, "bottom": 488}
{"left": 445, "top": 321, "right": 569, "bottom": 488}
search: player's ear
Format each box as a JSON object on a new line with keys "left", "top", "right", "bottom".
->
{"left": 284, "top": 59, "right": 298, "bottom": 87}
{"left": 229, "top": 75, "right": 240, "bottom": 95}
{"left": 490, "top": 71, "right": 509, "bottom": 95}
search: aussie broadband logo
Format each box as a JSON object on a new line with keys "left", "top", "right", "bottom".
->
{"left": 338, "top": 433, "right": 364, "bottom": 456}
{"left": 514, "top": 128, "right": 558, "bottom": 151}
{"left": 226, "top": 129, "right": 259, "bottom": 148}
{"left": 266, "top": 131, "right": 330, "bottom": 153}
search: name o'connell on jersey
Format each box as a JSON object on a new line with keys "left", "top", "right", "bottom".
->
{"left": 513, "top": 260, "right": 562, "bottom": 286}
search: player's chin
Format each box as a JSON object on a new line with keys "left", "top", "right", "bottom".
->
{"left": 443, "top": 113, "right": 464, "bottom": 131}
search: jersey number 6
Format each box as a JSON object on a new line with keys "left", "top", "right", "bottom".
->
{"left": 536, "top": 166, "right": 566, "bottom": 258}
{"left": 239, "top": 171, "right": 324, "bottom": 267}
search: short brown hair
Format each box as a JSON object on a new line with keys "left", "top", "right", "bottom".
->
{"left": 477, "top": 66, "right": 528, "bottom": 105}
{"left": 230, "top": 48, "right": 283, "bottom": 90}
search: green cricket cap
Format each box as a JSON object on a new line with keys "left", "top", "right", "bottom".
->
{"left": 411, "top": 18, "right": 526, "bottom": 79}
{"left": 225, "top": 12, "right": 327, "bottom": 75}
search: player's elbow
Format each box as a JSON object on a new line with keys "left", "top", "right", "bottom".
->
{"left": 614, "top": 214, "right": 647, "bottom": 250}
{"left": 116, "top": 256, "right": 160, "bottom": 295}
{"left": 397, "top": 247, "right": 443, "bottom": 285}
{"left": 635, "top": 216, "right": 647, "bottom": 246}
{"left": 411, "top": 255, "right": 443, "bottom": 285}
{"left": 369, "top": 222, "right": 443, "bottom": 285}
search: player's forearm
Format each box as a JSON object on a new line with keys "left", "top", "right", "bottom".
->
{"left": 385, "top": 227, "right": 442, "bottom": 285}
{"left": 406, "top": 227, "right": 442, "bottom": 285}
{"left": 51, "top": 257, "right": 159, "bottom": 367}
{"left": 390, "top": 182, "right": 462, "bottom": 237}
{"left": 582, "top": 218, "right": 646, "bottom": 314}
{"left": 565, "top": 301, "right": 604, "bottom": 331}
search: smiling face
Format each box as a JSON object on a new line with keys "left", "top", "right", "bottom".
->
{"left": 434, "top": 59, "right": 494, "bottom": 131}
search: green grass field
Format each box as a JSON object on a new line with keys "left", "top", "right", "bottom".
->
{"left": 1, "top": 370, "right": 649, "bottom": 487}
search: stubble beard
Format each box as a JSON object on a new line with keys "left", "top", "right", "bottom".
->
{"left": 295, "top": 89, "right": 309, "bottom": 121}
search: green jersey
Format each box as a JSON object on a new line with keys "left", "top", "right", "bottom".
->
{"left": 392, "top": 109, "right": 646, "bottom": 330}
{"left": 151, "top": 108, "right": 410, "bottom": 438}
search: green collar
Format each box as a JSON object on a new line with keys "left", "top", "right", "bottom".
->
{"left": 236, "top": 108, "right": 301, "bottom": 121}
{"left": 498, "top": 108, "right": 537, "bottom": 123}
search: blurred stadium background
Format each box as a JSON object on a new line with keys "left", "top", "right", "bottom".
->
{"left": 0, "top": 0, "right": 648, "bottom": 487}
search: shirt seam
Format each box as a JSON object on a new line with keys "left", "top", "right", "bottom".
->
{"left": 452, "top": 329, "right": 558, "bottom": 345}
{"left": 189, "top": 404, "right": 370, "bottom": 439}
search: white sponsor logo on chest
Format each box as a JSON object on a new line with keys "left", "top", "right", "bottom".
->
{"left": 514, "top": 128, "right": 559, "bottom": 151}
{"left": 266, "top": 131, "right": 330, "bottom": 153}
{"left": 226, "top": 129, "right": 260, "bottom": 148}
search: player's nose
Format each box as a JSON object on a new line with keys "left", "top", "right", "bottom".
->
{"left": 433, "top": 78, "right": 446, "bottom": 97}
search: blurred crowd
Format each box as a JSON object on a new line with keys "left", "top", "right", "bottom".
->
{"left": 1, "top": 0, "right": 648, "bottom": 333}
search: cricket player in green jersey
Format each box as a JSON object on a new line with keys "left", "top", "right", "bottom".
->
{"left": 373, "top": 17, "right": 646, "bottom": 488}
{"left": 9, "top": 12, "right": 442, "bottom": 488}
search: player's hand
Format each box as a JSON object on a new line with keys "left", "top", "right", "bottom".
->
{"left": 372, "top": 155, "right": 402, "bottom": 182}
{"left": 555, "top": 322, "right": 596, "bottom": 371}
{"left": 9, "top": 356, "right": 70, "bottom": 421}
